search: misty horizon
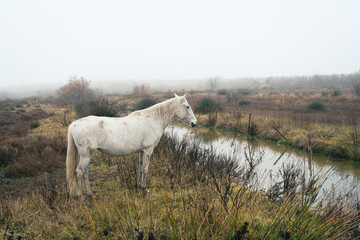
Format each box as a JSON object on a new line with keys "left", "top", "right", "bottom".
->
{"left": 0, "top": 72, "right": 354, "bottom": 101}
{"left": 1, "top": 0, "right": 360, "bottom": 90}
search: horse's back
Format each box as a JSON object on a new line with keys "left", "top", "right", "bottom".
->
{"left": 69, "top": 115, "right": 162, "bottom": 156}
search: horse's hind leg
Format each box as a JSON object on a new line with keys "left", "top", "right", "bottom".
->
{"left": 76, "top": 153, "right": 93, "bottom": 197}
{"left": 75, "top": 168, "right": 83, "bottom": 198}
{"left": 83, "top": 164, "right": 94, "bottom": 196}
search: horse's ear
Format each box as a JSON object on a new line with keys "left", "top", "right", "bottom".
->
{"left": 174, "top": 93, "right": 179, "bottom": 98}
{"left": 183, "top": 93, "right": 187, "bottom": 98}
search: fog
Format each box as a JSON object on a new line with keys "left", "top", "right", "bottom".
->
{"left": 1, "top": 0, "right": 360, "bottom": 95}
{"left": 0, "top": 73, "right": 354, "bottom": 101}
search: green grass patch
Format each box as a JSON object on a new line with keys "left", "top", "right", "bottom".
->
{"left": 75, "top": 98, "right": 119, "bottom": 117}
{"left": 29, "top": 121, "right": 40, "bottom": 129}
{"left": 196, "top": 98, "right": 223, "bottom": 114}
{"left": 238, "top": 100, "right": 252, "bottom": 106}
{"left": 135, "top": 97, "right": 158, "bottom": 110}
{"left": 305, "top": 101, "right": 326, "bottom": 111}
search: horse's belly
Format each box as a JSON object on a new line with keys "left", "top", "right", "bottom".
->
{"left": 97, "top": 138, "right": 142, "bottom": 156}
{"left": 97, "top": 146, "right": 134, "bottom": 156}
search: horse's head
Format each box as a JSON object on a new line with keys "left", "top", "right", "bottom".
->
{"left": 174, "top": 93, "right": 197, "bottom": 127}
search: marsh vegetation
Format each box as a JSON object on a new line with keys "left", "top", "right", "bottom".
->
{"left": 1, "top": 76, "right": 360, "bottom": 239}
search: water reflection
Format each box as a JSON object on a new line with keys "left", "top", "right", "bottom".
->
{"left": 166, "top": 125, "right": 359, "bottom": 195}
{"left": 193, "top": 127, "right": 220, "bottom": 143}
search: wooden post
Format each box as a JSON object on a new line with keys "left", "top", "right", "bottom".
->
{"left": 272, "top": 125, "right": 287, "bottom": 140}
{"left": 248, "top": 112, "right": 252, "bottom": 135}
{"left": 307, "top": 130, "right": 313, "bottom": 160}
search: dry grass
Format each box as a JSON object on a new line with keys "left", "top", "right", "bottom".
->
{"left": 1, "top": 96, "right": 360, "bottom": 239}
{"left": 1, "top": 131, "right": 359, "bottom": 239}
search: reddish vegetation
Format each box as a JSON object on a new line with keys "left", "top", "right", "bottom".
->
{"left": 0, "top": 108, "right": 52, "bottom": 140}
{"left": 131, "top": 84, "right": 152, "bottom": 97}
{"left": 1, "top": 136, "right": 66, "bottom": 177}
{"left": 0, "top": 105, "right": 64, "bottom": 177}
{"left": 56, "top": 76, "right": 95, "bottom": 105}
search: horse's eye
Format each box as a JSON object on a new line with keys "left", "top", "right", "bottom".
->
{"left": 186, "top": 106, "right": 190, "bottom": 109}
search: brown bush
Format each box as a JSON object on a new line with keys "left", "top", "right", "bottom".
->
{"left": 56, "top": 76, "right": 96, "bottom": 105}
{"left": 2, "top": 136, "right": 66, "bottom": 177}
{"left": 0, "top": 108, "right": 51, "bottom": 141}
{"left": 132, "top": 84, "right": 151, "bottom": 97}
{"left": 0, "top": 145, "right": 17, "bottom": 167}
{"left": 0, "top": 104, "right": 63, "bottom": 177}
{"left": 3, "top": 153, "right": 42, "bottom": 177}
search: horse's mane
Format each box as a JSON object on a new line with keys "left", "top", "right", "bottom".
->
{"left": 131, "top": 97, "right": 179, "bottom": 121}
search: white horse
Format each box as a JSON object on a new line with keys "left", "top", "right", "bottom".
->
{"left": 66, "top": 93, "right": 197, "bottom": 197}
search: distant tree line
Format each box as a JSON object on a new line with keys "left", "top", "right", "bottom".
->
{"left": 201, "top": 71, "right": 360, "bottom": 93}
{"left": 349, "top": 69, "right": 360, "bottom": 96}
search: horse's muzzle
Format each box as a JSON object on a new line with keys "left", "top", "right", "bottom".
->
{"left": 191, "top": 122, "right": 197, "bottom": 127}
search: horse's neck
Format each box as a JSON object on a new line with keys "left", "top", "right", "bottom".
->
{"left": 134, "top": 98, "right": 178, "bottom": 129}
{"left": 153, "top": 98, "right": 178, "bottom": 128}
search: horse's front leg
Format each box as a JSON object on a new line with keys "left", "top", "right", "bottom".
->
{"left": 138, "top": 147, "right": 154, "bottom": 191}
{"left": 138, "top": 151, "right": 145, "bottom": 189}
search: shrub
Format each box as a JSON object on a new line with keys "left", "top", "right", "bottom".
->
{"left": 196, "top": 98, "right": 223, "bottom": 114}
{"left": 331, "top": 89, "right": 341, "bottom": 97}
{"left": 305, "top": 101, "right": 326, "bottom": 111}
{"left": 15, "top": 109, "right": 26, "bottom": 114}
{"left": 349, "top": 69, "right": 360, "bottom": 96}
{"left": 0, "top": 145, "right": 17, "bottom": 167}
{"left": 132, "top": 84, "right": 151, "bottom": 97}
{"left": 321, "top": 91, "right": 330, "bottom": 97}
{"left": 0, "top": 108, "right": 50, "bottom": 140}
{"left": 240, "top": 90, "right": 251, "bottom": 95}
{"left": 56, "top": 76, "right": 96, "bottom": 105}
{"left": 75, "top": 98, "right": 119, "bottom": 118}
{"left": 238, "top": 100, "right": 251, "bottom": 106}
{"left": 2, "top": 136, "right": 66, "bottom": 177}
{"left": 206, "top": 111, "right": 218, "bottom": 127}
{"left": 226, "top": 92, "right": 240, "bottom": 103}
{"left": 217, "top": 89, "right": 227, "bottom": 95}
{"left": 3, "top": 153, "right": 42, "bottom": 177}
{"left": 29, "top": 121, "right": 40, "bottom": 129}
{"left": 135, "top": 98, "right": 158, "bottom": 110}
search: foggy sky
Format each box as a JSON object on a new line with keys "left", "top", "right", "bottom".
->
{"left": 1, "top": 0, "right": 360, "bottom": 89}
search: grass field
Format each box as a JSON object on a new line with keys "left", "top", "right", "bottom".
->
{"left": 0, "top": 91, "right": 360, "bottom": 239}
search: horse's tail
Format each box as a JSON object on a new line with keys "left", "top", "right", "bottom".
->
{"left": 66, "top": 125, "right": 78, "bottom": 195}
